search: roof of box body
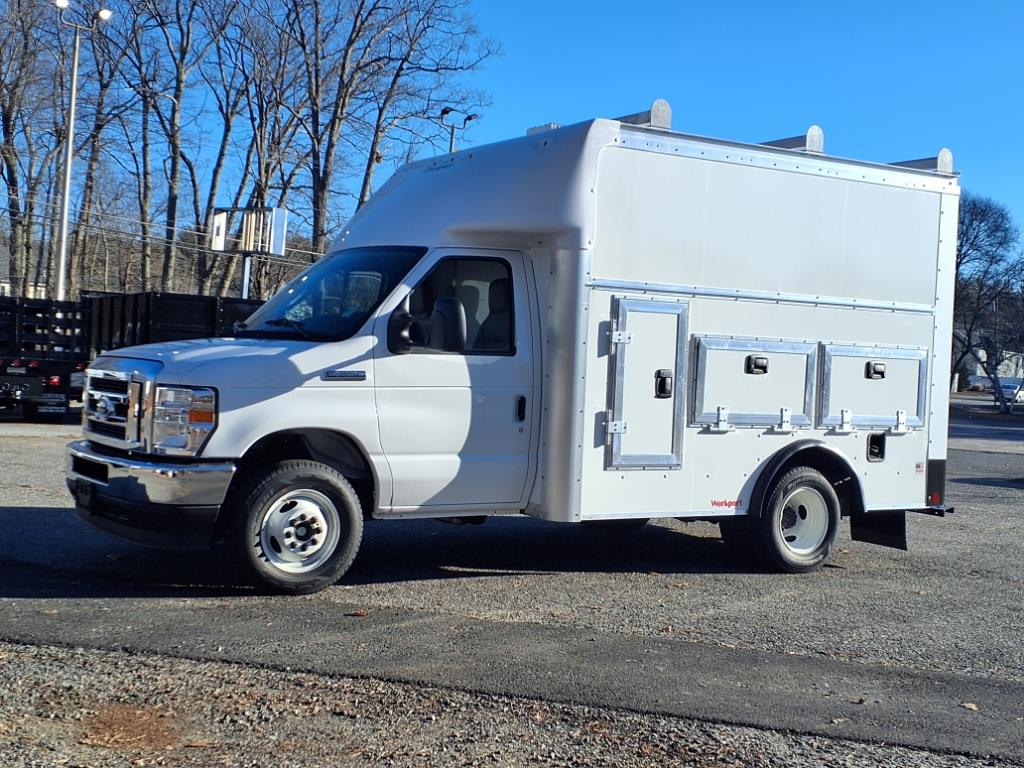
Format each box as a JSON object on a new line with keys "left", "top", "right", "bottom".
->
{"left": 330, "top": 116, "right": 958, "bottom": 255}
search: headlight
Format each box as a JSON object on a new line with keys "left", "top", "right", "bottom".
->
{"left": 151, "top": 386, "right": 217, "bottom": 456}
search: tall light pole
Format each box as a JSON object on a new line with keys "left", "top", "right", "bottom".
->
{"left": 439, "top": 107, "right": 479, "bottom": 154}
{"left": 53, "top": 0, "right": 112, "bottom": 301}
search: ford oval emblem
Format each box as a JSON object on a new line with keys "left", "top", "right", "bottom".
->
{"left": 95, "top": 395, "right": 115, "bottom": 420}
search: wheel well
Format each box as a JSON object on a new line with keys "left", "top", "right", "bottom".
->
{"left": 754, "top": 445, "right": 864, "bottom": 519}
{"left": 223, "top": 429, "right": 376, "bottom": 530}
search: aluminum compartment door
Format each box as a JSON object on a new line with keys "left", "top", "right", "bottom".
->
{"left": 607, "top": 298, "right": 687, "bottom": 470}
{"left": 820, "top": 344, "right": 928, "bottom": 430}
{"left": 692, "top": 337, "right": 816, "bottom": 429}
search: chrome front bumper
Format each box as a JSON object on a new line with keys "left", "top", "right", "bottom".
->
{"left": 66, "top": 440, "right": 235, "bottom": 507}
{"left": 66, "top": 440, "right": 236, "bottom": 549}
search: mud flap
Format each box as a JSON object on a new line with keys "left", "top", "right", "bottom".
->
{"left": 850, "top": 511, "right": 907, "bottom": 551}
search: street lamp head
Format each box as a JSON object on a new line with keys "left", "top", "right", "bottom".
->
{"left": 54, "top": 0, "right": 70, "bottom": 9}
{"left": 439, "top": 106, "right": 454, "bottom": 119}
{"left": 462, "top": 114, "right": 479, "bottom": 128}
{"left": 95, "top": 7, "right": 112, "bottom": 22}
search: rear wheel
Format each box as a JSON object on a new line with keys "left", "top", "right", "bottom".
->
{"left": 229, "top": 460, "right": 363, "bottom": 594}
{"left": 756, "top": 466, "right": 839, "bottom": 573}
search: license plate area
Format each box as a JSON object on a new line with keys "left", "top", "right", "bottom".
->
{"left": 72, "top": 456, "right": 108, "bottom": 484}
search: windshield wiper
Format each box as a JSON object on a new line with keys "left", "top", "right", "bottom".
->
{"left": 232, "top": 320, "right": 248, "bottom": 334}
{"left": 263, "top": 317, "right": 310, "bottom": 338}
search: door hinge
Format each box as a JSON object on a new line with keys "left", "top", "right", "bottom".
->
{"left": 770, "top": 407, "right": 793, "bottom": 433}
{"left": 889, "top": 409, "right": 909, "bottom": 434}
{"left": 609, "top": 330, "right": 632, "bottom": 344}
{"left": 607, "top": 420, "right": 629, "bottom": 434}
{"left": 707, "top": 405, "right": 733, "bottom": 433}
{"left": 833, "top": 408, "right": 854, "bottom": 434}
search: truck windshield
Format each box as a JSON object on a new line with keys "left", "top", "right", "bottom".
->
{"left": 237, "top": 246, "right": 425, "bottom": 341}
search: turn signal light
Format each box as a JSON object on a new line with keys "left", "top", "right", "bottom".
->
{"left": 75, "top": 362, "right": 87, "bottom": 370}
{"left": 28, "top": 360, "right": 40, "bottom": 368}
{"left": 46, "top": 375, "right": 61, "bottom": 388}
{"left": 928, "top": 492, "right": 942, "bottom": 505}
{"left": 11, "top": 358, "right": 22, "bottom": 367}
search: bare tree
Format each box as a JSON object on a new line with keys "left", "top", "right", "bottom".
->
{"left": 67, "top": 15, "right": 133, "bottom": 297}
{"left": 0, "top": 0, "right": 60, "bottom": 297}
{"left": 951, "top": 192, "right": 1024, "bottom": 409}
{"left": 356, "top": 0, "right": 496, "bottom": 208}
{"left": 1, "top": 0, "right": 495, "bottom": 299}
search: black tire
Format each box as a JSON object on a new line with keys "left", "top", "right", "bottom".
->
{"left": 228, "top": 460, "right": 363, "bottom": 595}
{"left": 756, "top": 466, "right": 840, "bottom": 573}
{"left": 581, "top": 517, "right": 650, "bottom": 532}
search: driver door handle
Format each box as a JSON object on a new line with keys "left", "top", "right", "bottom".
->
{"left": 516, "top": 395, "right": 527, "bottom": 421}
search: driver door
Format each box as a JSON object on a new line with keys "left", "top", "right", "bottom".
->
{"left": 372, "top": 249, "right": 535, "bottom": 511}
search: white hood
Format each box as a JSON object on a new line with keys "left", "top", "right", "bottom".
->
{"left": 101, "top": 337, "right": 368, "bottom": 389}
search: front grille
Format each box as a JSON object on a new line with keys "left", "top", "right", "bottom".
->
{"left": 81, "top": 358, "right": 160, "bottom": 452}
{"left": 86, "top": 418, "right": 125, "bottom": 439}
{"left": 90, "top": 377, "right": 128, "bottom": 395}
{"left": 83, "top": 374, "right": 131, "bottom": 444}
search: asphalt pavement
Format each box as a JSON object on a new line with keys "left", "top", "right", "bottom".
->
{"left": 0, "top": 405, "right": 1022, "bottom": 764}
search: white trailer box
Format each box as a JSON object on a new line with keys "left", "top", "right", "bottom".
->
{"left": 67, "top": 102, "right": 957, "bottom": 593}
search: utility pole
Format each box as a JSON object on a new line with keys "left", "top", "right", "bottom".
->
{"left": 53, "top": 0, "right": 112, "bottom": 301}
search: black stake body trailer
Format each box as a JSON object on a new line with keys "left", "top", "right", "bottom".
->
{"left": 0, "top": 293, "right": 262, "bottom": 419}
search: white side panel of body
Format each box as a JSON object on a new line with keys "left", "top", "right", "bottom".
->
{"left": 528, "top": 249, "right": 591, "bottom": 522}
{"left": 570, "top": 144, "right": 947, "bottom": 521}
{"left": 579, "top": 292, "right": 936, "bottom": 519}
{"left": 929, "top": 193, "right": 960, "bottom": 461}
{"left": 591, "top": 147, "right": 941, "bottom": 307}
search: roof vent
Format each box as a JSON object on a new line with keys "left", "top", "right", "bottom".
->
{"left": 761, "top": 125, "right": 825, "bottom": 154}
{"left": 890, "top": 148, "right": 954, "bottom": 174}
{"left": 526, "top": 122, "right": 561, "bottom": 136}
{"left": 614, "top": 98, "right": 672, "bottom": 130}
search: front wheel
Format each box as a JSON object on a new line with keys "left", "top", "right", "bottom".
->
{"left": 229, "top": 460, "right": 363, "bottom": 594}
{"left": 756, "top": 466, "right": 839, "bottom": 573}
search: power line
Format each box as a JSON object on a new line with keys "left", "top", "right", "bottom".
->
{"left": 3, "top": 193, "right": 327, "bottom": 259}
{"left": 11, "top": 208, "right": 319, "bottom": 265}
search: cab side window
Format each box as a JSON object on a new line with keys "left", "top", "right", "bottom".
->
{"left": 408, "top": 258, "right": 514, "bottom": 354}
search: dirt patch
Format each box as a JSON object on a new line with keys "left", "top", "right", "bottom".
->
{"left": 79, "top": 703, "right": 180, "bottom": 752}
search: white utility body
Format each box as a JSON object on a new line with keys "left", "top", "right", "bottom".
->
{"left": 67, "top": 101, "right": 958, "bottom": 593}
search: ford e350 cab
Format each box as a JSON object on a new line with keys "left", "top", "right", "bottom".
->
{"left": 66, "top": 103, "right": 958, "bottom": 594}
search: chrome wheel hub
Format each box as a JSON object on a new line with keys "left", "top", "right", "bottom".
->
{"left": 258, "top": 489, "right": 341, "bottom": 574}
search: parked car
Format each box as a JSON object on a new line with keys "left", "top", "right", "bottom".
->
{"left": 994, "top": 379, "right": 1024, "bottom": 404}
{"left": 965, "top": 375, "right": 992, "bottom": 392}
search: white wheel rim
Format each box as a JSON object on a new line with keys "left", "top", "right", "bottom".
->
{"left": 257, "top": 489, "right": 342, "bottom": 574}
{"left": 779, "top": 486, "right": 829, "bottom": 556}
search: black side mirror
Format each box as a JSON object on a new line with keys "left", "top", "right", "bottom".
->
{"left": 429, "top": 297, "right": 466, "bottom": 353}
{"left": 387, "top": 298, "right": 413, "bottom": 354}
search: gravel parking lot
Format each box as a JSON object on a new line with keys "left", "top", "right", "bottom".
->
{"left": 1, "top": 401, "right": 1022, "bottom": 766}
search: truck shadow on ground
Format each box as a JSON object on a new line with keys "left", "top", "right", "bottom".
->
{"left": 0, "top": 508, "right": 752, "bottom": 599}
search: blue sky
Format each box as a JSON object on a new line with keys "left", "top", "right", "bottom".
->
{"left": 464, "top": 1, "right": 1024, "bottom": 230}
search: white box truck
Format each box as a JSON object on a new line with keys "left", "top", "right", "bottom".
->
{"left": 67, "top": 101, "right": 958, "bottom": 593}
